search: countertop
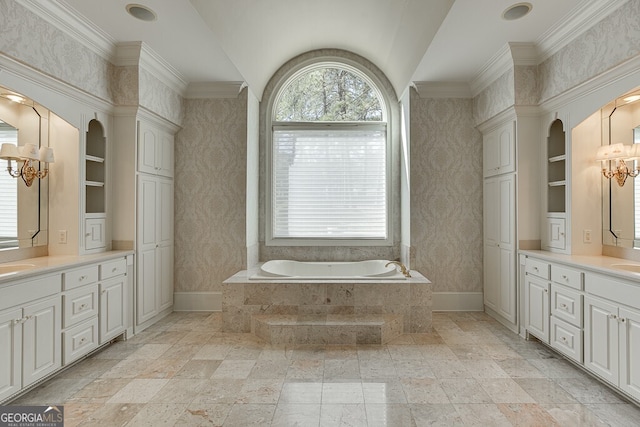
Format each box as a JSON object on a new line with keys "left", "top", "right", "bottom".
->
{"left": 0, "top": 250, "right": 134, "bottom": 285}
{"left": 520, "top": 250, "right": 640, "bottom": 283}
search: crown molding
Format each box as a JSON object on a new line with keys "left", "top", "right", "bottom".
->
{"left": 469, "top": 44, "right": 513, "bottom": 97}
{"left": 19, "top": 2, "right": 188, "bottom": 96}
{"left": 185, "top": 82, "right": 246, "bottom": 99}
{"left": 18, "top": 0, "right": 116, "bottom": 61}
{"left": 412, "top": 82, "right": 472, "bottom": 99}
{"left": 470, "top": 0, "right": 627, "bottom": 97}
{"left": 115, "top": 42, "right": 188, "bottom": 95}
{"left": 536, "top": 0, "right": 629, "bottom": 64}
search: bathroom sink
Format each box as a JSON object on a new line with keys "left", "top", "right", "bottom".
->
{"left": 0, "top": 263, "right": 35, "bottom": 275}
{"left": 610, "top": 263, "right": 640, "bottom": 274}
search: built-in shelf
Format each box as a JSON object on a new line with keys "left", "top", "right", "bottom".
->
{"left": 547, "top": 119, "right": 567, "bottom": 217}
{"left": 85, "top": 120, "right": 106, "bottom": 232}
{"left": 549, "top": 154, "right": 566, "bottom": 163}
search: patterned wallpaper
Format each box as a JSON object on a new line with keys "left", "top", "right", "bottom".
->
{"left": 538, "top": 0, "right": 640, "bottom": 104}
{"left": 410, "top": 91, "right": 483, "bottom": 293}
{"left": 473, "top": 70, "right": 514, "bottom": 125}
{"left": 0, "top": 0, "right": 113, "bottom": 103}
{"left": 173, "top": 92, "right": 248, "bottom": 293}
{"left": 139, "top": 68, "right": 184, "bottom": 126}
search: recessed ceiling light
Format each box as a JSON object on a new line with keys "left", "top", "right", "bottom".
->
{"left": 502, "top": 3, "right": 533, "bottom": 21}
{"left": 126, "top": 4, "right": 157, "bottom": 22}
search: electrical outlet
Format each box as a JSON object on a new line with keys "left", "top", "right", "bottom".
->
{"left": 583, "top": 229, "right": 592, "bottom": 243}
{"left": 58, "top": 230, "right": 67, "bottom": 244}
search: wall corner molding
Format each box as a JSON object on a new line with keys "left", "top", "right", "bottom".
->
{"left": 185, "top": 82, "right": 246, "bottom": 99}
{"left": 115, "top": 42, "right": 189, "bottom": 95}
{"left": 412, "top": 82, "right": 472, "bottom": 99}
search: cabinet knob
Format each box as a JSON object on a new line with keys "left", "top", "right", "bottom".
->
{"left": 562, "top": 275, "right": 568, "bottom": 280}
{"left": 79, "top": 275, "right": 86, "bottom": 281}
{"left": 544, "top": 288, "right": 548, "bottom": 293}
{"left": 533, "top": 267, "right": 539, "bottom": 272}
{"left": 608, "top": 313, "right": 618, "bottom": 320}
{"left": 619, "top": 317, "right": 626, "bottom": 324}
{"left": 561, "top": 336, "right": 567, "bottom": 343}
{"left": 112, "top": 267, "right": 117, "bottom": 272}
{"left": 79, "top": 338, "right": 86, "bottom": 344}
{"left": 560, "top": 303, "right": 567, "bottom": 309}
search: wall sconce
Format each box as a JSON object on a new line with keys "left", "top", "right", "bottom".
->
{"left": 0, "top": 143, "right": 54, "bottom": 187}
{"left": 596, "top": 143, "right": 640, "bottom": 187}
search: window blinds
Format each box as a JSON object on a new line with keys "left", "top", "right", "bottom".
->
{"left": 272, "top": 124, "right": 387, "bottom": 239}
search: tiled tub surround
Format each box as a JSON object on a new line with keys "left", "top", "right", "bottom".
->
{"left": 222, "top": 268, "right": 431, "bottom": 344}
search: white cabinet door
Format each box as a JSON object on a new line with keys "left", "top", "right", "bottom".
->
{"left": 100, "top": 277, "right": 126, "bottom": 344}
{"left": 137, "top": 175, "right": 158, "bottom": 252}
{"left": 158, "top": 131, "right": 174, "bottom": 178}
{"left": 22, "top": 297, "right": 61, "bottom": 387}
{"left": 158, "top": 178, "right": 174, "bottom": 246}
{"left": 483, "top": 243, "right": 500, "bottom": 312}
{"left": 158, "top": 244, "right": 174, "bottom": 311}
{"left": 483, "top": 174, "right": 515, "bottom": 324}
{"left": 619, "top": 306, "right": 640, "bottom": 400}
{"left": 483, "top": 121, "right": 515, "bottom": 177}
{"left": 0, "top": 308, "right": 21, "bottom": 401}
{"left": 138, "top": 122, "right": 174, "bottom": 177}
{"left": 584, "top": 295, "right": 619, "bottom": 385}
{"left": 136, "top": 248, "right": 158, "bottom": 324}
{"left": 138, "top": 122, "right": 158, "bottom": 175}
{"left": 525, "top": 275, "right": 549, "bottom": 343}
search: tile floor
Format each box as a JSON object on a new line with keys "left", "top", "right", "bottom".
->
{"left": 9, "top": 311, "right": 640, "bottom": 426}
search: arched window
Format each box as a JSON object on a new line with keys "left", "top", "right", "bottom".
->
{"left": 267, "top": 61, "right": 391, "bottom": 245}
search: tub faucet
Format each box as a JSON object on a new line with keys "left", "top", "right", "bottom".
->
{"left": 385, "top": 261, "right": 411, "bottom": 278}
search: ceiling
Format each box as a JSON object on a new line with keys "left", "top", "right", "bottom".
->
{"left": 59, "top": 0, "right": 594, "bottom": 98}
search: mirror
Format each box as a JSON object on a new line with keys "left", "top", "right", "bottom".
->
{"left": 602, "top": 87, "right": 640, "bottom": 248}
{"left": 0, "top": 86, "right": 49, "bottom": 250}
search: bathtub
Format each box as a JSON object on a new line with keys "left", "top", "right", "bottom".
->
{"left": 250, "top": 259, "right": 407, "bottom": 280}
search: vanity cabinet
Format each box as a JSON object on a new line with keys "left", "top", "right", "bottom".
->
{"left": 584, "top": 273, "right": 640, "bottom": 400}
{"left": 524, "top": 258, "right": 550, "bottom": 343}
{"left": 0, "top": 273, "right": 61, "bottom": 402}
{"left": 0, "top": 254, "right": 131, "bottom": 403}
{"left": 521, "top": 253, "right": 640, "bottom": 403}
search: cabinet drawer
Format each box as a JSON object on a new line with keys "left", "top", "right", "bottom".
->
{"left": 550, "top": 316, "right": 583, "bottom": 363}
{"left": 551, "top": 283, "right": 583, "bottom": 328}
{"left": 63, "top": 284, "right": 98, "bottom": 328}
{"left": 0, "top": 274, "right": 61, "bottom": 311}
{"left": 100, "top": 258, "right": 127, "bottom": 280}
{"left": 63, "top": 317, "right": 98, "bottom": 364}
{"left": 551, "top": 264, "right": 583, "bottom": 290}
{"left": 525, "top": 258, "right": 550, "bottom": 280}
{"left": 63, "top": 265, "right": 99, "bottom": 290}
{"left": 585, "top": 273, "right": 640, "bottom": 307}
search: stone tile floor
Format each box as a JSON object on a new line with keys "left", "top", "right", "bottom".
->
{"left": 9, "top": 311, "right": 640, "bottom": 426}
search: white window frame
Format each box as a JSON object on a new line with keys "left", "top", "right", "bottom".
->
{"left": 265, "top": 59, "right": 393, "bottom": 247}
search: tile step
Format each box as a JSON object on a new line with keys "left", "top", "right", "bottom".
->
{"left": 252, "top": 314, "right": 403, "bottom": 345}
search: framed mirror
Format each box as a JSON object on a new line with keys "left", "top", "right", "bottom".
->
{"left": 602, "top": 87, "right": 640, "bottom": 248}
{"left": 0, "top": 86, "right": 49, "bottom": 250}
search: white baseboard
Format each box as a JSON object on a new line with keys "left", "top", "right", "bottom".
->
{"left": 433, "top": 292, "right": 484, "bottom": 311}
{"left": 173, "top": 292, "right": 222, "bottom": 312}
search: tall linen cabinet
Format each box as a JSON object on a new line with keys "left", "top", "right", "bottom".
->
{"left": 112, "top": 108, "right": 176, "bottom": 332}
{"left": 480, "top": 109, "right": 541, "bottom": 333}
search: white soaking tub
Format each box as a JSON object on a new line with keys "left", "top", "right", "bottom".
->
{"left": 250, "top": 259, "right": 407, "bottom": 280}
